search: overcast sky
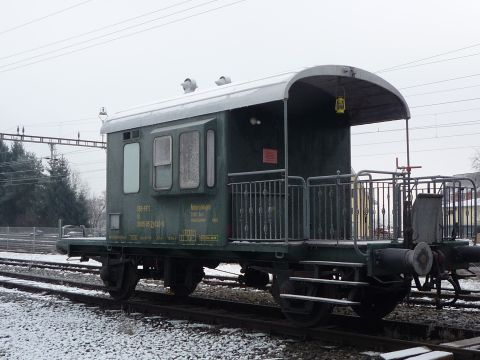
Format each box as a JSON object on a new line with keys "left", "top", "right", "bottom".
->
{"left": 1, "top": 0, "right": 480, "bottom": 195}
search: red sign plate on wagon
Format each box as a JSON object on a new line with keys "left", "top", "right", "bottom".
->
{"left": 262, "top": 148, "right": 278, "bottom": 164}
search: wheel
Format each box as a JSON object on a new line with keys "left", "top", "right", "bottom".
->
{"left": 239, "top": 268, "right": 269, "bottom": 288}
{"left": 415, "top": 274, "right": 460, "bottom": 308}
{"left": 351, "top": 291, "right": 399, "bottom": 319}
{"left": 351, "top": 279, "right": 410, "bottom": 320}
{"left": 274, "top": 277, "right": 335, "bottom": 328}
{"left": 270, "top": 276, "right": 281, "bottom": 303}
{"left": 101, "top": 261, "right": 138, "bottom": 301}
{"left": 169, "top": 263, "right": 204, "bottom": 297}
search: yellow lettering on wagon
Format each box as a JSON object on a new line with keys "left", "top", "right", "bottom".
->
{"left": 179, "top": 229, "right": 197, "bottom": 243}
{"left": 190, "top": 203, "right": 211, "bottom": 223}
{"left": 199, "top": 234, "right": 218, "bottom": 242}
{"left": 136, "top": 204, "right": 151, "bottom": 213}
{"left": 190, "top": 204, "right": 211, "bottom": 211}
{"left": 136, "top": 220, "right": 164, "bottom": 229}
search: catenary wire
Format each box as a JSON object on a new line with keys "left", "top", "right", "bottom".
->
{"left": 0, "top": 0, "right": 244, "bottom": 72}
{"left": 399, "top": 73, "right": 480, "bottom": 90}
{"left": 410, "top": 97, "right": 480, "bottom": 108}
{"left": 376, "top": 41, "right": 480, "bottom": 73}
{"left": 404, "top": 84, "right": 480, "bottom": 97}
{"left": 0, "top": 0, "right": 95, "bottom": 37}
{"left": 353, "top": 144, "right": 480, "bottom": 158}
{"left": 0, "top": 0, "right": 197, "bottom": 61}
{"left": 352, "top": 118, "right": 480, "bottom": 136}
{"left": 413, "top": 106, "right": 480, "bottom": 118}
{"left": 353, "top": 129, "right": 480, "bottom": 147}
{"left": 377, "top": 51, "right": 480, "bottom": 73}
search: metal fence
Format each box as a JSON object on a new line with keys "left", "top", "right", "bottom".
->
{"left": 308, "top": 172, "right": 403, "bottom": 241}
{"left": 229, "top": 170, "right": 479, "bottom": 243}
{"left": 410, "top": 176, "right": 478, "bottom": 240}
{"left": 0, "top": 226, "right": 105, "bottom": 254}
{"left": 229, "top": 171, "right": 306, "bottom": 241}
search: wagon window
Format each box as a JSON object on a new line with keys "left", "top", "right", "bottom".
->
{"left": 109, "top": 213, "right": 120, "bottom": 230}
{"left": 123, "top": 143, "right": 140, "bottom": 193}
{"left": 206, "top": 129, "right": 215, "bottom": 187}
{"left": 154, "top": 136, "right": 172, "bottom": 190}
{"left": 180, "top": 131, "right": 200, "bottom": 189}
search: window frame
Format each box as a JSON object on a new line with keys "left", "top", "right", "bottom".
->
{"left": 109, "top": 213, "right": 121, "bottom": 230}
{"left": 206, "top": 129, "right": 216, "bottom": 188}
{"left": 122, "top": 142, "right": 140, "bottom": 194}
{"left": 150, "top": 117, "right": 217, "bottom": 195}
{"left": 179, "top": 130, "right": 201, "bottom": 190}
{"left": 153, "top": 135, "right": 173, "bottom": 191}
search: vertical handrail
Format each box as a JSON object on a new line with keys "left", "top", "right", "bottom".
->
{"left": 288, "top": 176, "right": 307, "bottom": 240}
{"left": 475, "top": 183, "right": 478, "bottom": 242}
{"left": 283, "top": 99, "right": 289, "bottom": 244}
{"left": 353, "top": 170, "right": 405, "bottom": 257}
{"left": 335, "top": 171, "right": 341, "bottom": 243}
{"left": 391, "top": 174, "right": 397, "bottom": 240}
{"left": 368, "top": 180, "right": 374, "bottom": 240}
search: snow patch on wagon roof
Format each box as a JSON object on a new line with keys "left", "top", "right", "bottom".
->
{"left": 101, "top": 65, "right": 410, "bottom": 134}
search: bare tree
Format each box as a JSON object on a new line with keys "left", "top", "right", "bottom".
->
{"left": 473, "top": 150, "right": 480, "bottom": 171}
{"left": 87, "top": 191, "right": 106, "bottom": 229}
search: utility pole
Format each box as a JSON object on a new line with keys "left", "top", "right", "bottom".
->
{"left": 48, "top": 143, "right": 56, "bottom": 161}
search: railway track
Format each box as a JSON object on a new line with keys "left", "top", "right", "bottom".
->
{"left": 0, "top": 257, "right": 100, "bottom": 274}
{"left": 0, "top": 257, "right": 239, "bottom": 283}
{"left": 3, "top": 257, "right": 480, "bottom": 310}
{"left": 408, "top": 289, "right": 480, "bottom": 309}
{"left": 0, "top": 269, "right": 479, "bottom": 358}
{"left": 5, "top": 257, "right": 480, "bottom": 309}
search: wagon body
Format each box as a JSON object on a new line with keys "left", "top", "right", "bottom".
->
{"left": 57, "top": 65, "right": 479, "bottom": 325}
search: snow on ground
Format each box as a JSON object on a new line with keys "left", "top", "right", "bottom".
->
{"left": 0, "top": 275, "right": 107, "bottom": 297}
{"left": 0, "top": 252, "right": 365, "bottom": 359}
{"left": 0, "top": 287, "right": 287, "bottom": 360}
{"left": 0, "top": 251, "right": 102, "bottom": 266}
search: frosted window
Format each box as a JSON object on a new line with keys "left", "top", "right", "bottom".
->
{"left": 123, "top": 143, "right": 140, "bottom": 193}
{"left": 109, "top": 214, "right": 120, "bottom": 230}
{"left": 154, "top": 136, "right": 172, "bottom": 189}
{"left": 180, "top": 131, "right": 200, "bottom": 189}
{"left": 206, "top": 130, "right": 215, "bottom": 187}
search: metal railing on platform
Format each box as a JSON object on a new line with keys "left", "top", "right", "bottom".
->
{"left": 228, "top": 170, "right": 306, "bottom": 241}
{"left": 410, "top": 176, "right": 478, "bottom": 240}
{"left": 228, "top": 170, "right": 479, "bottom": 244}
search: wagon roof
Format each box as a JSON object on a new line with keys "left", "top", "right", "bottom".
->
{"left": 101, "top": 65, "right": 409, "bottom": 134}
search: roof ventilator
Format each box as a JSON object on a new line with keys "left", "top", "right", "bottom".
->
{"left": 215, "top": 76, "right": 231, "bottom": 86}
{"left": 181, "top": 78, "right": 197, "bottom": 93}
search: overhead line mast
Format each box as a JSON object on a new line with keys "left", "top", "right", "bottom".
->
{"left": 0, "top": 132, "right": 106, "bottom": 149}
{"left": 0, "top": 132, "right": 106, "bottom": 160}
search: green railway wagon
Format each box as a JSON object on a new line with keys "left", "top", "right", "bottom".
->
{"left": 58, "top": 65, "right": 480, "bottom": 326}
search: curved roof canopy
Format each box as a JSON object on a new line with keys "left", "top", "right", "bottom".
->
{"left": 101, "top": 65, "right": 410, "bottom": 134}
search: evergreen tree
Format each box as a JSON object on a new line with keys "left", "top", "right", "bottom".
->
{"left": 39, "top": 157, "right": 89, "bottom": 227}
{"left": 0, "top": 141, "right": 90, "bottom": 227}
{"left": 0, "top": 141, "right": 44, "bottom": 226}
